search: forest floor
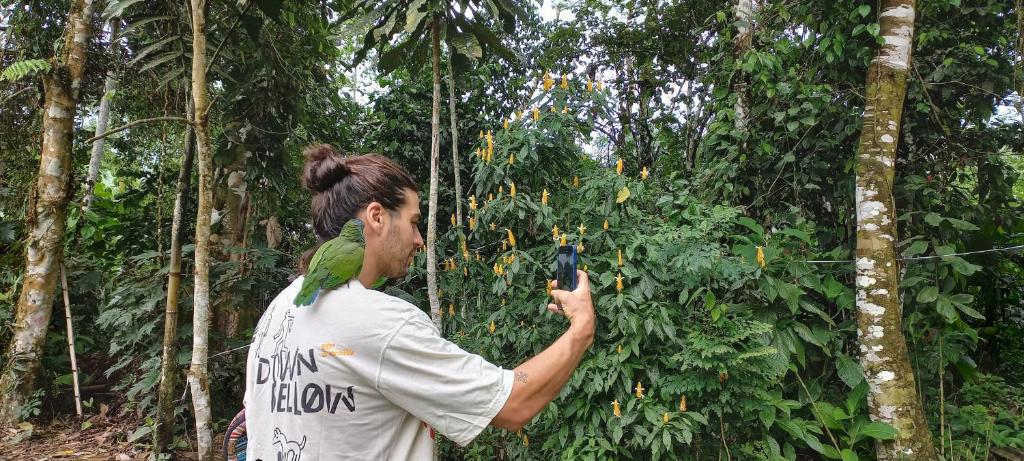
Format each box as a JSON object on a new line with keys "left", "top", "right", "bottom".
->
{"left": 0, "top": 410, "right": 208, "bottom": 461}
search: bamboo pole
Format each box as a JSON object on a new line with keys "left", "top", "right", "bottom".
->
{"left": 60, "top": 262, "right": 82, "bottom": 417}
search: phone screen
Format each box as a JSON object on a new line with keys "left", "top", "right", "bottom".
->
{"left": 556, "top": 245, "right": 578, "bottom": 291}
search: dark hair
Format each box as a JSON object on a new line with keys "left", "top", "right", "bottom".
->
{"left": 298, "top": 144, "right": 417, "bottom": 273}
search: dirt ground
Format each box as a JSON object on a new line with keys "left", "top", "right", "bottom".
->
{"left": 0, "top": 409, "right": 211, "bottom": 461}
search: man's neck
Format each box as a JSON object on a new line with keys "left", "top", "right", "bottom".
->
{"left": 357, "top": 267, "right": 381, "bottom": 290}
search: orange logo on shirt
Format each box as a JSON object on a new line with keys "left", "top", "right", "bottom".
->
{"left": 320, "top": 342, "right": 355, "bottom": 357}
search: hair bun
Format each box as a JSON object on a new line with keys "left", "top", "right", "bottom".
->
{"left": 302, "top": 144, "right": 351, "bottom": 193}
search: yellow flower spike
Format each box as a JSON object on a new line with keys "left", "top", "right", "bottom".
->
{"left": 578, "top": 223, "right": 586, "bottom": 235}
{"left": 617, "top": 344, "right": 622, "bottom": 354}
{"left": 489, "top": 222, "right": 496, "bottom": 231}
{"left": 635, "top": 381, "right": 645, "bottom": 399}
{"left": 617, "top": 248, "right": 623, "bottom": 267}
{"left": 550, "top": 105, "right": 557, "bottom": 112}
{"left": 576, "top": 241, "right": 584, "bottom": 253}
{"left": 641, "top": 166, "right": 649, "bottom": 180}
{"left": 469, "top": 195, "right": 477, "bottom": 210}
{"left": 560, "top": 234, "right": 568, "bottom": 246}
{"left": 488, "top": 193, "right": 494, "bottom": 201}
{"left": 719, "top": 371, "right": 729, "bottom": 382}
{"left": 502, "top": 240, "right": 507, "bottom": 252}
{"left": 489, "top": 320, "right": 496, "bottom": 334}
{"left": 572, "top": 175, "right": 580, "bottom": 188}
{"left": 616, "top": 157, "right": 624, "bottom": 175}
{"left": 508, "top": 152, "right": 515, "bottom": 165}
{"left": 546, "top": 280, "right": 552, "bottom": 296}
{"left": 532, "top": 107, "right": 540, "bottom": 121}
{"left": 663, "top": 412, "right": 670, "bottom": 424}
{"left": 507, "top": 229, "right": 516, "bottom": 247}
{"left": 463, "top": 267, "right": 467, "bottom": 276}
{"left": 562, "top": 106, "right": 569, "bottom": 113}
{"left": 469, "top": 217, "right": 476, "bottom": 230}
{"left": 475, "top": 147, "right": 481, "bottom": 159}
{"left": 560, "top": 73, "right": 568, "bottom": 90}
{"left": 523, "top": 434, "right": 529, "bottom": 447}
{"left": 616, "top": 272, "right": 624, "bottom": 292}
{"left": 503, "top": 119, "right": 509, "bottom": 130}
{"left": 479, "top": 130, "right": 484, "bottom": 139}
{"left": 756, "top": 246, "right": 766, "bottom": 267}
{"left": 679, "top": 395, "right": 687, "bottom": 412}
{"left": 516, "top": 110, "right": 523, "bottom": 120}
{"left": 451, "top": 213, "right": 456, "bottom": 226}
{"left": 603, "top": 218, "right": 609, "bottom": 231}
{"left": 509, "top": 182, "right": 516, "bottom": 198}
{"left": 612, "top": 399, "right": 621, "bottom": 417}
{"left": 449, "top": 304, "right": 455, "bottom": 316}
{"left": 582, "top": 264, "right": 588, "bottom": 273}
{"left": 552, "top": 225, "right": 559, "bottom": 239}
{"left": 598, "top": 81, "right": 605, "bottom": 91}
{"left": 498, "top": 185, "right": 504, "bottom": 195}
{"left": 543, "top": 70, "right": 553, "bottom": 91}
{"left": 501, "top": 297, "right": 506, "bottom": 305}
{"left": 587, "top": 80, "right": 594, "bottom": 92}
{"left": 542, "top": 189, "right": 549, "bottom": 206}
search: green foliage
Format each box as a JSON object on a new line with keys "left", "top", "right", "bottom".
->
{"left": 0, "top": 59, "right": 51, "bottom": 82}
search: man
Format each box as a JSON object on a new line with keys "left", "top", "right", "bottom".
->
{"left": 244, "top": 147, "right": 594, "bottom": 460}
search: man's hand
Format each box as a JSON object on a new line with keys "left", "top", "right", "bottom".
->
{"left": 547, "top": 270, "right": 595, "bottom": 336}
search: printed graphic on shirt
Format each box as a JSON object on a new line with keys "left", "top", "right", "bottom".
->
{"left": 254, "top": 308, "right": 358, "bottom": 416}
{"left": 272, "top": 427, "right": 306, "bottom": 461}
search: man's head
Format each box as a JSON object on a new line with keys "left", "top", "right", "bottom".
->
{"left": 300, "top": 145, "right": 422, "bottom": 280}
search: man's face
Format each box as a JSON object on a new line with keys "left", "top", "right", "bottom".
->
{"left": 379, "top": 189, "right": 423, "bottom": 278}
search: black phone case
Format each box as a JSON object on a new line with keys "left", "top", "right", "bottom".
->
{"left": 556, "top": 245, "right": 578, "bottom": 291}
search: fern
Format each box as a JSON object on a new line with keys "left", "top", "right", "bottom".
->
{"left": 0, "top": 59, "right": 51, "bottom": 82}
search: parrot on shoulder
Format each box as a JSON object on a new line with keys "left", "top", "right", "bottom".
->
{"left": 294, "top": 219, "right": 386, "bottom": 306}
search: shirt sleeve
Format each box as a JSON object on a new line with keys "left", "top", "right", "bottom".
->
{"left": 376, "top": 313, "right": 515, "bottom": 447}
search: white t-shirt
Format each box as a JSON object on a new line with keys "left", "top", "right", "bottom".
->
{"left": 244, "top": 277, "right": 515, "bottom": 460}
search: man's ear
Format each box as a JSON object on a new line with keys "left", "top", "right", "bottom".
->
{"left": 364, "top": 202, "right": 386, "bottom": 237}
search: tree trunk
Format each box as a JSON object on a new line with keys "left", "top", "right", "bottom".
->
{"left": 733, "top": 0, "right": 752, "bottom": 135}
{"left": 1015, "top": 0, "right": 1022, "bottom": 116}
{"left": 81, "top": 18, "right": 120, "bottom": 213}
{"left": 213, "top": 142, "right": 248, "bottom": 339}
{"left": 187, "top": 0, "right": 215, "bottom": 457}
{"left": 152, "top": 117, "right": 195, "bottom": 456}
{"left": 854, "top": 1, "right": 937, "bottom": 459}
{"left": 446, "top": 46, "right": 463, "bottom": 229}
{"left": 426, "top": 19, "right": 442, "bottom": 332}
{"left": 0, "top": 0, "right": 95, "bottom": 427}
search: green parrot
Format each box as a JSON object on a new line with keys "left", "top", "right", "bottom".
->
{"left": 294, "top": 218, "right": 386, "bottom": 306}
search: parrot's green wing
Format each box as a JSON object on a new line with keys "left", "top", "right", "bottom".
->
{"left": 372, "top": 276, "right": 387, "bottom": 288}
{"left": 321, "top": 242, "right": 364, "bottom": 291}
{"left": 294, "top": 238, "right": 351, "bottom": 305}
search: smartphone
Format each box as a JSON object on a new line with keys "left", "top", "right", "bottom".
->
{"left": 555, "top": 245, "right": 578, "bottom": 291}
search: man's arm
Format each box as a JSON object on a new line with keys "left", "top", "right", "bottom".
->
{"left": 491, "top": 270, "right": 595, "bottom": 432}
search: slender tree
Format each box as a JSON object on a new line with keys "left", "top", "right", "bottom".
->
{"left": 0, "top": 0, "right": 96, "bottom": 426}
{"left": 426, "top": 18, "right": 443, "bottom": 331}
{"left": 186, "top": 0, "right": 215, "bottom": 456}
{"left": 853, "top": 1, "right": 938, "bottom": 459}
{"left": 153, "top": 112, "right": 196, "bottom": 455}
{"left": 732, "top": 0, "right": 752, "bottom": 134}
{"left": 81, "top": 18, "right": 121, "bottom": 213}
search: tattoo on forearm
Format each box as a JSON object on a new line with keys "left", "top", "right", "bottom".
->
{"left": 515, "top": 371, "right": 528, "bottom": 384}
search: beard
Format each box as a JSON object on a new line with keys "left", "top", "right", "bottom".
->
{"left": 381, "top": 222, "right": 410, "bottom": 279}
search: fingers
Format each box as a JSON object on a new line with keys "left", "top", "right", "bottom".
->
{"left": 547, "top": 303, "right": 565, "bottom": 316}
{"left": 574, "top": 270, "right": 590, "bottom": 290}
